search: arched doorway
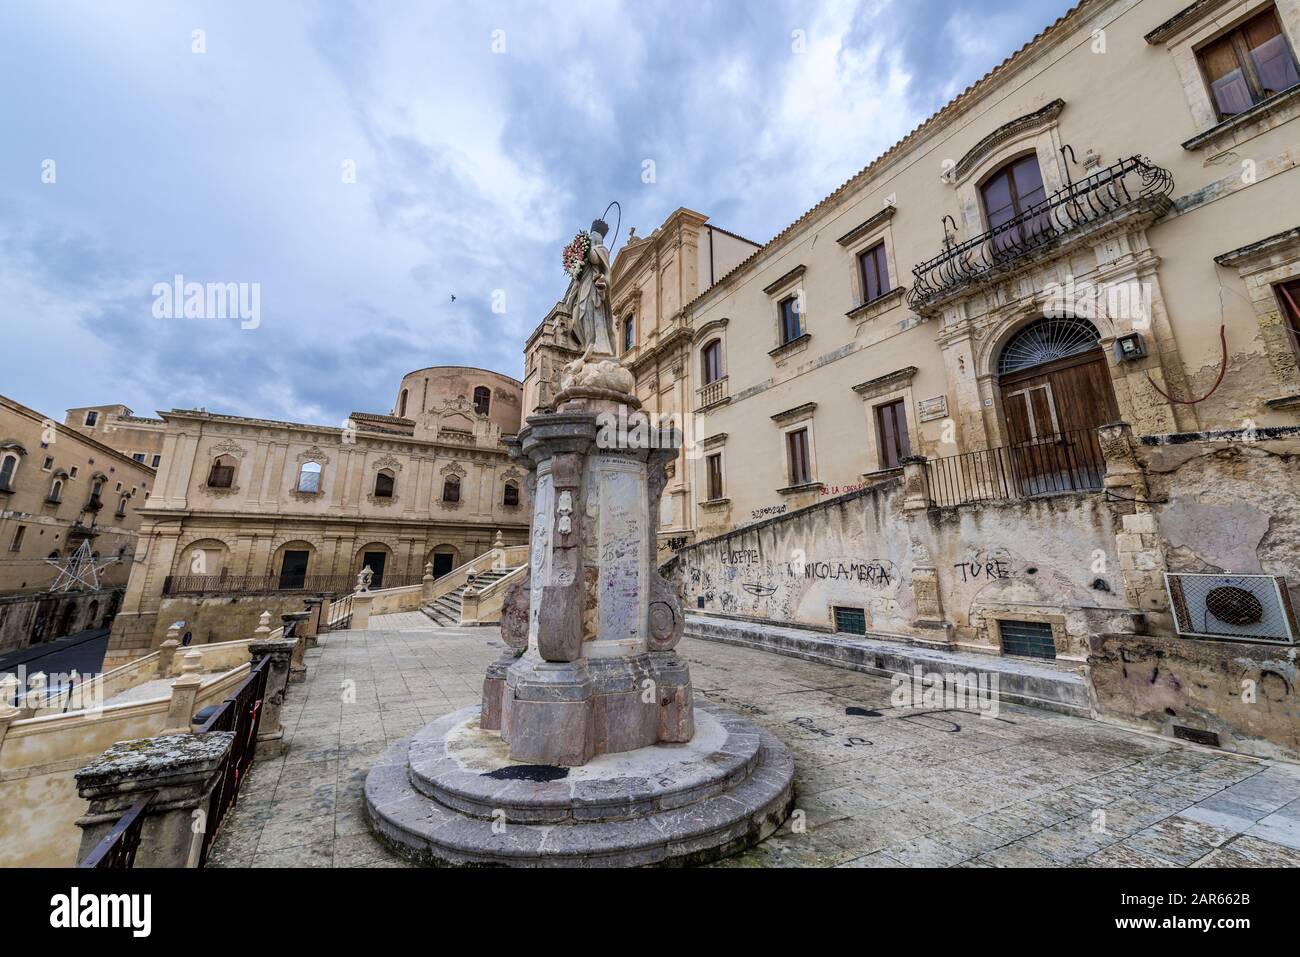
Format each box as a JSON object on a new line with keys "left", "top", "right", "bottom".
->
{"left": 997, "top": 317, "right": 1118, "bottom": 493}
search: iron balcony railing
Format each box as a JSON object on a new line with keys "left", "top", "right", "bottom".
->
{"left": 908, "top": 155, "right": 1174, "bottom": 311}
{"left": 924, "top": 427, "right": 1106, "bottom": 508}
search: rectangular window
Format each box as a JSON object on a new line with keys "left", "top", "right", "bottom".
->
{"left": 833, "top": 606, "right": 867, "bottom": 635}
{"left": 132, "top": 453, "right": 146, "bottom": 464}
{"left": 706, "top": 453, "right": 723, "bottom": 501}
{"left": 875, "top": 399, "right": 912, "bottom": 470}
{"left": 778, "top": 295, "right": 802, "bottom": 345}
{"left": 787, "top": 428, "right": 811, "bottom": 486}
{"left": 151, "top": 454, "right": 162, "bottom": 468}
{"left": 1278, "top": 278, "right": 1300, "bottom": 362}
{"left": 43, "top": 456, "right": 54, "bottom": 471}
{"left": 858, "top": 242, "right": 891, "bottom": 304}
{"left": 10, "top": 526, "right": 25, "bottom": 552}
{"left": 69, "top": 467, "right": 78, "bottom": 478}
{"left": 1198, "top": 8, "right": 1300, "bottom": 120}
{"left": 84, "top": 411, "right": 98, "bottom": 427}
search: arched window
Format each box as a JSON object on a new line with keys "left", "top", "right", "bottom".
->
{"left": 398, "top": 389, "right": 409, "bottom": 418}
{"left": 503, "top": 481, "right": 519, "bottom": 507}
{"left": 998, "top": 317, "right": 1102, "bottom": 375}
{"left": 442, "top": 475, "right": 461, "bottom": 503}
{"left": 701, "top": 339, "right": 723, "bottom": 384}
{"left": 116, "top": 496, "right": 128, "bottom": 518}
{"left": 206, "top": 454, "right": 237, "bottom": 489}
{"left": 48, "top": 550, "right": 61, "bottom": 560}
{"left": 374, "top": 469, "right": 395, "bottom": 498}
{"left": 473, "top": 386, "right": 491, "bottom": 416}
{"left": 47, "top": 478, "right": 63, "bottom": 503}
{"left": 623, "top": 315, "right": 635, "bottom": 353}
{"left": 0, "top": 454, "right": 18, "bottom": 490}
{"left": 297, "top": 461, "right": 322, "bottom": 493}
{"left": 981, "top": 154, "right": 1049, "bottom": 253}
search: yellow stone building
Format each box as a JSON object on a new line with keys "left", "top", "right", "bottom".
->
{"left": 105, "top": 366, "right": 529, "bottom": 664}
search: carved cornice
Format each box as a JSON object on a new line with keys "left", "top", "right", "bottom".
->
{"left": 692, "top": 316, "right": 730, "bottom": 345}
{"left": 1145, "top": 0, "right": 1233, "bottom": 44}
{"left": 953, "top": 99, "right": 1065, "bottom": 181}
{"left": 210, "top": 439, "right": 247, "bottom": 459}
{"left": 440, "top": 461, "right": 467, "bottom": 478}
{"left": 770, "top": 402, "right": 817, "bottom": 426}
{"left": 296, "top": 446, "right": 330, "bottom": 465}
{"left": 836, "top": 204, "right": 897, "bottom": 247}
{"left": 702, "top": 433, "right": 728, "bottom": 450}
{"left": 852, "top": 366, "right": 918, "bottom": 400}
{"left": 762, "top": 265, "right": 807, "bottom": 297}
{"left": 1215, "top": 226, "right": 1300, "bottom": 270}
{"left": 372, "top": 454, "right": 403, "bottom": 472}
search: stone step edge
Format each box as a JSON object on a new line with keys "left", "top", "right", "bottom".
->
{"left": 405, "top": 705, "right": 764, "bottom": 825}
{"left": 364, "top": 731, "right": 796, "bottom": 867}
{"left": 687, "top": 620, "right": 1091, "bottom": 717}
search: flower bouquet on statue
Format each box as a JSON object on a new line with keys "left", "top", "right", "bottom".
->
{"left": 563, "top": 230, "right": 591, "bottom": 279}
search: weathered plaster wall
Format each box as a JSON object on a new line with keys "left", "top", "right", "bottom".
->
{"left": 0, "top": 589, "right": 121, "bottom": 653}
{"left": 1089, "top": 633, "right": 1299, "bottom": 762}
{"left": 670, "top": 481, "right": 1132, "bottom": 658}
{"left": 1138, "top": 435, "right": 1300, "bottom": 611}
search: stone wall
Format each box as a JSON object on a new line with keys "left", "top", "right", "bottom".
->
{"left": 668, "top": 478, "right": 1133, "bottom": 660}
{"left": 0, "top": 589, "right": 122, "bottom": 653}
{"left": 152, "top": 594, "right": 309, "bottom": 648}
{"left": 1089, "top": 632, "right": 1299, "bottom": 762}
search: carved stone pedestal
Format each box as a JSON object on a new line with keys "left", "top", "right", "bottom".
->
{"left": 364, "top": 352, "right": 794, "bottom": 865}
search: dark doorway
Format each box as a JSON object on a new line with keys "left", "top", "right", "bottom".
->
{"left": 362, "top": 551, "right": 387, "bottom": 590}
{"left": 432, "top": 552, "right": 455, "bottom": 578}
{"left": 279, "top": 550, "right": 309, "bottom": 590}
{"left": 56, "top": 603, "right": 77, "bottom": 640}
{"left": 998, "top": 318, "right": 1118, "bottom": 494}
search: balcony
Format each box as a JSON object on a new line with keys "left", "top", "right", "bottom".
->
{"left": 907, "top": 156, "right": 1174, "bottom": 314}
{"left": 696, "top": 376, "right": 729, "bottom": 410}
{"left": 923, "top": 427, "right": 1106, "bottom": 508}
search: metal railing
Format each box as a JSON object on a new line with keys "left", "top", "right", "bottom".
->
{"left": 195, "top": 653, "right": 271, "bottom": 866}
{"left": 162, "top": 573, "right": 424, "bottom": 597}
{"left": 325, "top": 593, "right": 354, "bottom": 631}
{"left": 924, "top": 427, "right": 1106, "bottom": 508}
{"left": 79, "top": 792, "right": 154, "bottom": 868}
{"left": 908, "top": 156, "right": 1175, "bottom": 310}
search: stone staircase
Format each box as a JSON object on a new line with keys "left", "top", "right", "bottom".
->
{"left": 420, "top": 568, "right": 514, "bottom": 626}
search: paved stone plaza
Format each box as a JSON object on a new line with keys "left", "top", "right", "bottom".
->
{"left": 209, "top": 615, "right": 1300, "bottom": 868}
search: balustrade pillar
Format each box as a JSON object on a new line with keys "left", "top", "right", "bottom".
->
{"left": 75, "top": 732, "right": 234, "bottom": 867}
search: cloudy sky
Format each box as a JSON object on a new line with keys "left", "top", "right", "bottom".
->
{"left": 0, "top": 0, "right": 1073, "bottom": 427}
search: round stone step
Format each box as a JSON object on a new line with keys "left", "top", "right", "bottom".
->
{"left": 363, "top": 702, "right": 795, "bottom": 867}
{"left": 406, "top": 703, "right": 763, "bottom": 824}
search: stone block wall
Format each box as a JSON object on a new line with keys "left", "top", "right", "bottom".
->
{"left": 1089, "top": 632, "right": 1299, "bottom": 762}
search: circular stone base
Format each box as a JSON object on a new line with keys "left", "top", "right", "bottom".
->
{"left": 363, "top": 702, "right": 794, "bottom": 867}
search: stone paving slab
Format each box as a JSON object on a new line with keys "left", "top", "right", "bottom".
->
{"left": 208, "top": 623, "right": 1300, "bottom": 868}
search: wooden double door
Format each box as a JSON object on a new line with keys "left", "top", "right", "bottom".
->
{"left": 998, "top": 348, "right": 1118, "bottom": 493}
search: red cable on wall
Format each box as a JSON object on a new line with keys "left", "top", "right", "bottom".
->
{"left": 1147, "top": 325, "right": 1227, "bottom": 406}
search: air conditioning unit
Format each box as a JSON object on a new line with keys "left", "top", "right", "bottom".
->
{"left": 1165, "top": 573, "right": 1298, "bottom": 644}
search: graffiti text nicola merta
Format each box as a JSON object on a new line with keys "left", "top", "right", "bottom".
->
{"left": 790, "top": 561, "right": 893, "bottom": 586}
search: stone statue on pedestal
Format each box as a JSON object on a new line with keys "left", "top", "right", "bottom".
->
{"left": 561, "top": 218, "right": 616, "bottom": 357}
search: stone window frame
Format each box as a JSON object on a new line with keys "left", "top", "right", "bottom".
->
{"left": 838, "top": 202, "right": 907, "bottom": 324}
{"left": 1147, "top": 0, "right": 1300, "bottom": 156}
{"left": 0, "top": 443, "right": 27, "bottom": 493}
{"left": 945, "top": 101, "right": 1071, "bottom": 241}
{"left": 771, "top": 403, "right": 821, "bottom": 493}
{"left": 692, "top": 317, "right": 731, "bottom": 411}
{"left": 1215, "top": 225, "right": 1300, "bottom": 406}
{"left": 852, "top": 367, "right": 919, "bottom": 475}
{"left": 763, "top": 265, "right": 812, "bottom": 363}
{"left": 988, "top": 612, "right": 1074, "bottom": 661}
